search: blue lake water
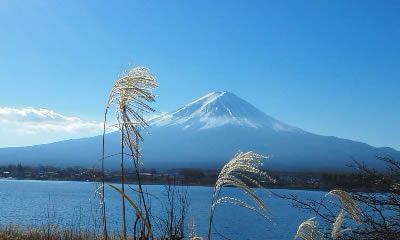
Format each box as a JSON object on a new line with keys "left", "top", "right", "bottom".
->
{"left": 0, "top": 179, "right": 327, "bottom": 239}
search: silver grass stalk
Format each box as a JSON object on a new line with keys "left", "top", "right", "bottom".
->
{"left": 108, "top": 67, "right": 158, "bottom": 159}
{"left": 295, "top": 217, "right": 321, "bottom": 240}
{"left": 207, "top": 151, "right": 275, "bottom": 239}
{"left": 327, "top": 190, "right": 362, "bottom": 224}
{"left": 102, "top": 66, "right": 158, "bottom": 239}
{"left": 101, "top": 110, "right": 108, "bottom": 239}
{"left": 332, "top": 209, "right": 352, "bottom": 239}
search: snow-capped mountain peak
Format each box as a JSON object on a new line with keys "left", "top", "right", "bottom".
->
{"left": 1, "top": 91, "right": 398, "bottom": 171}
{"left": 149, "top": 91, "right": 301, "bottom": 132}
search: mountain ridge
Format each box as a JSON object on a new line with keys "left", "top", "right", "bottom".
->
{"left": 0, "top": 91, "right": 398, "bottom": 171}
{"left": 149, "top": 91, "right": 302, "bottom": 132}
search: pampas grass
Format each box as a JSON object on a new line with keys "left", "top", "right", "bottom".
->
{"left": 327, "top": 190, "right": 362, "bottom": 239}
{"left": 101, "top": 66, "right": 158, "bottom": 239}
{"left": 207, "top": 151, "right": 275, "bottom": 239}
{"left": 107, "top": 67, "right": 158, "bottom": 155}
{"left": 327, "top": 190, "right": 362, "bottom": 224}
{"left": 331, "top": 209, "right": 351, "bottom": 239}
{"left": 295, "top": 189, "right": 363, "bottom": 240}
{"left": 295, "top": 217, "right": 321, "bottom": 240}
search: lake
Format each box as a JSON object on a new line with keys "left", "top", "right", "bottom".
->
{"left": 0, "top": 179, "right": 327, "bottom": 239}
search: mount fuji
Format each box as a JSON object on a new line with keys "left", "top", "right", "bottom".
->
{"left": 0, "top": 91, "right": 398, "bottom": 171}
{"left": 148, "top": 91, "right": 300, "bottom": 132}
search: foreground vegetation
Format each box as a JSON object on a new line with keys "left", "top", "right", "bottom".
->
{"left": 0, "top": 225, "right": 145, "bottom": 240}
{"left": 0, "top": 226, "right": 101, "bottom": 240}
{"left": 2, "top": 156, "right": 399, "bottom": 240}
{"left": 1, "top": 66, "right": 398, "bottom": 240}
{"left": 288, "top": 156, "right": 400, "bottom": 240}
{"left": 96, "top": 66, "right": 400, "bottom": 240}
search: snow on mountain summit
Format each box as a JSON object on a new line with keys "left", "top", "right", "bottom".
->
{"left": 149, "top": 91, "right": 301, "bottom": 132}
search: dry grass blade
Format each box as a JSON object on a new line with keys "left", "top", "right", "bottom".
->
{"left": 327, "top": 190, "right": 362, "bottom": 224}
{"left": 295, "top": 217, "right": 321, "bottom": 240}
{"left": 214, "top": 151, "right": 275, "bottom": 211}
{"left": 207, "top": 151, "right": 275, "bottom": 239}
{"left": 108, "top": 184, "right": 153, "bottom": 238}
{"left": 214, "top": 196, "right": 268, "bottom": 218}
{"left": 107, "top": 67, "right": 158, "bottom": 157}
{"left": 102, "top": 66, "right": 158, "bottom": 239}
{"left": 332, "top": 209, "right": 352, "bottom": 239}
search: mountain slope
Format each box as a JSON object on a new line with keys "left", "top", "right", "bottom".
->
{"left": 149, "top": 91, "right": 299, "bottom": 132}
{"left": 0, "top": 91, "right": 398, "bottom": 171}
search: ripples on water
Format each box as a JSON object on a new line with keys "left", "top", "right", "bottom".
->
{"left": 0, "top": 179, "right": 326, "bottom": 239}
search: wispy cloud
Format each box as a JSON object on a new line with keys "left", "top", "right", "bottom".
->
{"left": 0, "top": 107, "right": 104, "bottom": 147}
{"left": 0, "top": 107, "right": 103, "bottom": 133}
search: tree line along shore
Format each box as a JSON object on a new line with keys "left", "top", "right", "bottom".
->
{"left": 0, "top": 163, "right": 389, "bottom": 192}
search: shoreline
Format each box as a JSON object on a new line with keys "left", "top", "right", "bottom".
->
{"left": 0, "top": 177, "right": 375, "bottom": 193}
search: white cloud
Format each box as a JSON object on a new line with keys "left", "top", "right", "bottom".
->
{"left": 0, "top": 107, "right": 104, "bottom": 147}
{"left": 0, "top": 107, "right": 103, "bottom": 133}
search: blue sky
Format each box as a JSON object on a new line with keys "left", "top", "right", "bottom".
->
{"left": 0, "top": 0, "right": 399, "bottom": 149}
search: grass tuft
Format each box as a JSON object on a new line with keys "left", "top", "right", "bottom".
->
{"left": 327, "top": 190, "right": 362, "bottom": 224}
{"left": 295, "top": 217, "right": 321, "bottom": 240}
{"left": 207, "top": 151, "right": 275, "bottom": 239}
